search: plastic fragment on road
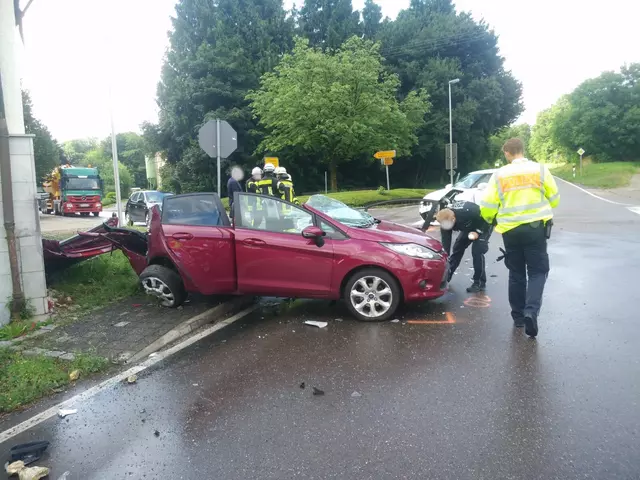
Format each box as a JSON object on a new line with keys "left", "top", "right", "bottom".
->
{"left": 312, "top": 387, "right": 325, "bottom": 396}
{"left": 58, "top": 409, "right": 77, "bottom": 418}
{"left": 57, "top": 472, "right": 71, "bottom": 480}
{"left": 390, "top": 319, "right": 400, "bottom": 323}
{"left": 69, "top": 370, "right": 80, "bottom": 381}
{"left": 19, "top": 466, "right": 50, "bottom": 480}
{"left": 6, "top": 461, "right": 25, "bottom": 475}
{"left": 154, "top": 430, "right": 160, "bottom": 437}
{"left": 299, "top": 382, "right": 306, "bottom": 389}
{"left": 334, "top": 318, "right": 343, "bottom": 322}
{"left": 304, "top": 321, "right": 328, "bottom": 328}
{"left": 9, "top": 441, "right": 49, "bottom": 466}
{"left": 351, "top": 391, "right": 362, "bottom": 398}
{"left": 127, "top": 375, "right": 138, "bottom": 384}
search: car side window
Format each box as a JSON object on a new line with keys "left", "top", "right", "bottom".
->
{"left": 162, "top": 194, "right": 224, "bottom": 226}
{"left": 130, "top": 193, "right": 140, "bottom": 203}
{"left": 237, "top": 194, "right": 313, "bottom": 234}
{"left": 320, "top": 220, "right": 347, "bottom": 240}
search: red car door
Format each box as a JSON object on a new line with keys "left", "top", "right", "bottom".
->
{"left": 160, "top": 194, "right": 236, "bottom": 295}
{"left": 233, "top": 193, "right": 334, "bottom": 297}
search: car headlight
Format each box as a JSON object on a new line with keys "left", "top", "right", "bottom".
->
{"left": 381, "top": 243, "right": 442, "bottom": 260}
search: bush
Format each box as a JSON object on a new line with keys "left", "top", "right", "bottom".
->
{"left": 377, "top": 186, "right": 387, "bottom": 195}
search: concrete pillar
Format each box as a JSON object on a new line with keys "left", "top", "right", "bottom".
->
{"left": 0, "top": 0, "right": 49, "bottom": 325}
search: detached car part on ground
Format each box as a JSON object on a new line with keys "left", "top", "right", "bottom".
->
{"left": 105, "top": 193, "right": 449, "bottom": 322}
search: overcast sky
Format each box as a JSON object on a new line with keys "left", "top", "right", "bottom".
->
{"left": 18, "top": 0, "right": 640, "bottom": 142}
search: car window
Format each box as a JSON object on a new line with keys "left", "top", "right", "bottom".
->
{"left": 162, "top": 194, "right": 224, "bottom": 226}
{"left": 236, "top": 194, "right": 313, "bottom": 234}
{"left": 130, "top": 192, "right": 140, "bottom": 203}
{"left": 306, "top": 195, "right": 375, "bottom": 228}
{"left": 454, "top": 173, "right": 485, "bottom": 189}
{"left": 320, "top": 220, "right": 347, "bottom": 240}
{"left": 146, "top": 191, "right": 171, "bottom": 203}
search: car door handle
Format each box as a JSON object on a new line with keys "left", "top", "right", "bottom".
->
{"left": 243, "top": 238, "right": 266, "bottom": 246}
{"left": 172, "top": 233, "right": 194, "bottom": 240}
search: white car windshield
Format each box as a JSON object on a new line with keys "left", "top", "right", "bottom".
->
{"left": 454, "top": 173, "right": 485, "bottom": 189}
{"left": 306, "top": 195, "right": 375, "bottom": 228}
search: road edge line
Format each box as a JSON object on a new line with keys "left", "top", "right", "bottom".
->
{"left": 0, "top": 303, "right": 260, "bottom": 445}
{"left": 554, "top": 176, "right": 633, "bottom": 206}
{"left": 126, "top": 296, "right": 255, "bottom": 364}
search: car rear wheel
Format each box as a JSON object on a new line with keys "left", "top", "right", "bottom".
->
{"left": 140, "top": 265, "right": 186, "bottom": 308}
{"left": 125, "top": 212, "right": 133, "bottom": 226}
{"left": 344, "top": 268, "right": 400, "bottom": 322}
{"left": 93, "top": 212, "right": 100, "bottom": 217}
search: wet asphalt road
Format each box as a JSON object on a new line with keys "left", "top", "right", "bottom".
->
{"left": 3, "top": 180, "right": 640, "bottom": 479}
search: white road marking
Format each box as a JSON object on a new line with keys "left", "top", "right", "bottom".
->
{"left": 628, "top": 207, "right": 640, "bottom": 216}
{"left": 554, "top": 176, "right": 633, "bottom": 206}
{"left": 0, "top": 304, "right": 260, "bottom": 444}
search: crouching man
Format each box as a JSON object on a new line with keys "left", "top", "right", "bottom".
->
{"left": 436, "top": 200, "right": 493, "bottom": 293}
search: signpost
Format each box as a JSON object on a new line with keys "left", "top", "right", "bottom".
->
{"left": 577, "top": 148, "right": 585, "bottom": 176}
{"left": 374, "top": 150, "right": 396, "bottom": 190}
{"left": 198, "top": 119, "right": 238, "bottom": 195}
{"left": 263, "top": 156, "right": 279, "bottom": 168}
{"left": 445, "top": 143, "right": 458, "bottom": 185}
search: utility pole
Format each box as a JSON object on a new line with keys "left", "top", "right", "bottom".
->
{"left": 448, "top": 78, "right": 460, "bottom": 187}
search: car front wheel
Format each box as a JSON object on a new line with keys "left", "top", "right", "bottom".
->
{"left": 344, "top": 268, "right": 400, "bottom": 322}
{"left": 125, "top": 211, "right": 133, "bottom": 226}
{"left": 140, "top": 265, "right": 187, "bottom": 308}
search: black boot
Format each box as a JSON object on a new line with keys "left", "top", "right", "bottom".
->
{"left": 466, "top": 282, "right": 486, "bottom": 293}
{"left": 524, "top": 314, "right": 538, "bottom": 338}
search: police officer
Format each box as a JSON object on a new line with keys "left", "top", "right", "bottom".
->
{"left": 275, "top": 167, "right": 299, "bottom": 205}
{"left": 479, "top": 138, "right": 560, "bottom": 338}
{"left": 436, "top": 200, "right": 493, "bottom": 293}
{"left": 256, "top": 163, "right": 279, "bottom": 197}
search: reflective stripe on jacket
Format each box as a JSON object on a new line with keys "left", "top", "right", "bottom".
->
{"left": 479, "top": 159, "right": 560, "bottom": 234}
{"left": 278, "top": 179, "right": 299, "bottom": 205}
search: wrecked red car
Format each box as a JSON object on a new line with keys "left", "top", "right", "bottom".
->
{"left": 114, "top": 193, "right": 449, "bottom": 322}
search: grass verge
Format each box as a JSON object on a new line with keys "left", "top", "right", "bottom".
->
{"left": 48, "top": 251, "right": 140, "bottom": 313}
{"left": 0, "top": 319, "right": 52, "bottom": 341}
{"left": 221, "top": 188, "right": 429, "bottom": 209}
{"left": 0, "top": 349, "right": 109, "bottom": 413}
{"left": 551, "top": 162, "right": 640, "bottom": 189}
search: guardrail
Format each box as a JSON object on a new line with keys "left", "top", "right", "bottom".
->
{"left": 362, "top": 198, "right": 424, "bottom": 212}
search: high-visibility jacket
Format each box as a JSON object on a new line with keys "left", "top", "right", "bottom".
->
{"left": 256, "top": 175, "right": 279, "bottom": 197}
{"left": 278, "top": 178, "right": 299, "bottom": 205}
{"left": 479, "top": 158, "right": 560, "bottom": 234}
{"left": 245, "top": 179, "right": 263, "bottom": 212}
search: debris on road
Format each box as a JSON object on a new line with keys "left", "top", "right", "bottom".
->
{"left": 69, "top": 370, "right": 80, "bottom": 381}
{"left": 351, "top": 391, "right": 362, "bottom": 398}
{"left": 491, "top": 275, "right": 498, "bottom": 278}
{"left": 10, "top": 441, "right": 49, "bottom": 466}
{"left": 304, "top": 321, "right": 328, "bottom": 328}
{"left": 5, "top": 461, "right": 50, "bottom": 480}
{"left": 299, "top": 382, "right": 306, "bottom": 389}
{"left": 312, "top": 387, "right": 325, "bottom": 396}
{"left": 127, "top": 375, "right": 138, "bottom": 384}
{"left": 6, "top": 461, "right": 25, "bottom": 475}
{"left": 154, "top": 430, "right": 160, "bottom": 437}
{"left": 390, "top": 319, "right": 400, "bottom": 323}
{"left": 58, "top": 409, "right": 78, "bottom": 418}
{"left": 334, "top": 318, "right": 343, "bottom": 322}
{"left": 57, "top": 472, "right": 71, "bottom": 480}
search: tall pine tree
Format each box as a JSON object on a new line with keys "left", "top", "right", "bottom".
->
{"left": 298, "top": 0, "right": 362, "bottom": 51}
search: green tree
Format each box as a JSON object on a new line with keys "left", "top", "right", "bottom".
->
{"left": 22, "top": 91, "right": 62, "bottom": 182}
{"left": 72, "top": 143, "right": 133, "bottom": 197}
{"left": 378, "top": 0, "right": 523, "bottom": 184}
{"left": 62, "top": 138, "right": 98, "bottom": 165}
{"left": 298, "top": 0, "right": 362, "bottom": 50}
{"left": 487, "top": 123, "right": 531, "bottom": 166}
{"left": 101, "top": 132, "right": 147, "bottom": 188}
{"left": 362, "top": 0, "right": 383, "bottom": 40}
{"left": 248, "top": 37, "right": 430, "bottom": 190}
{"left": 146, "top": 0, "right": 295, "bottom": 193}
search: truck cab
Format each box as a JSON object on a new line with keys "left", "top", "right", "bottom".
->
{"left": 43, "top": 166, "right": 104, "bottom": 217}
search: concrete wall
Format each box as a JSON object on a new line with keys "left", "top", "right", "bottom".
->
{"left": 0, "top": 135, "right": 48, "bottom": 325}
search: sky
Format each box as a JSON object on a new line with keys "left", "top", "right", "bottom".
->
{"left": 17, "top": 0, "right": 640, "bottom": 142}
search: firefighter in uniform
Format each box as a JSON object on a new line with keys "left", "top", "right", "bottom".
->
{"left": 275, "top": 167, "right": 299, "bottom": 205}
{"left": 479, "top": 138, "right": 560, "bottom": 338}
{"left": 246, "top": 167, "right": 263, "bottom": 227}
{"left": 256, "top": 163, "right": 279, "bottom": 197}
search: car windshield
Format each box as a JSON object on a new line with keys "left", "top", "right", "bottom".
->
{"left": 454, "top": 173, "right": 485, "bottom": 189}
{"left": 65, "top": 177, "right": 100, "bottom": 190}
{"left": 146, "top": 192, "right": 172, "bottom": 203}
{"left": 306, "top": 195, "right": 375, "bottom": 228}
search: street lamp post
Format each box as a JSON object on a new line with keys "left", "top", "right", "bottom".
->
{"left": 448, "top": 78, "right": 460, "bottom": 187}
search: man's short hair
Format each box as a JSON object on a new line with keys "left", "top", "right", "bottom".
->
{"left": 436, "top": 208, "right": 455, "bottom": 223}
{"left": 503, "top": 138, "right": 525, "bottom": 156}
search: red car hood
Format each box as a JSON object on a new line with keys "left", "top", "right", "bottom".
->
{"left": 347, "top": 220, "right": 444, "bottom": 252}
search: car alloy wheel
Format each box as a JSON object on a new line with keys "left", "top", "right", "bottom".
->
{"left": 350, "top": 275, "right": 393, "bottom": 319}
{"left": 125, "top": 212, "right": 133, "bottom": 226}
{"left": 141, "top": 276, "right": 175, "bottom": 307}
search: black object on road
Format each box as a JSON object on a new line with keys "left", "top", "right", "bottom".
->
{"left": 10, "top": 441, "right": 50, "bottom": 466}
{"left": 312, "top": 387, "right": 324, "bottom": 396}
{"left": 299, "top": 382, "right": 306, "bottom": 389}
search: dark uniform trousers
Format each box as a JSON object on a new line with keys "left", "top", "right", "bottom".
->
{"left": 501, "top": 221, "right": 549, "bottom": 323}
{"left": 443, "top": 228, "right": 491, "bottom": 284}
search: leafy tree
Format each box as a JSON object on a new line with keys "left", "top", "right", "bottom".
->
{"left": 487, "top": 123, "right": 531, "bottom": 167}
{"left": 147, "top": 0, "right": 295, "bottom": 193}
{"left": 62, "top": 138, "right": 98, "bottom": 165}
{"left": 529, "top": 100, "right": 572, "bottom": 164}
{"left": 362, "top": 0, "right": 383, "bottom": 40}
{"left": 22, "top": 91, "right": 62, "bottom": 182}
{"left": 298, "top": 0, "right": 362, "bottom": 50}
{"left": 248, "top": 37, "right": 430, "bottom": 190}
{"left": 378, "top": 0, "right": 523, "bottom": 184}
{"left": 101, "top": 132, "right": 147, "bottom": 188}
{"left": 69, "top": 141, "right": 133, "bottom": 196}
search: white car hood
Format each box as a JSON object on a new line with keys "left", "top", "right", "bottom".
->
{"left": 423, "top": 187, "right": 476, "bottom": 203}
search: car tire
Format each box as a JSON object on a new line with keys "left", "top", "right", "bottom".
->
{"left": 93, "top": 212, "right": 100, "bottom": 217}
{"left": 344, "top": 268, "right": 401, "bottom": 322}
{"left": 140, "top": 265, "right": 186, "bottom": 308}
{"left": 125, "top": 212, "right": 133, "bottom": 227}
{"left": 80, "top": 212, "right": 90, "bottom": 217}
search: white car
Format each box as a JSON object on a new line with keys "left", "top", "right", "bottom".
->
{"left": 418, "top": 169, "right": 497, "bottom": 226}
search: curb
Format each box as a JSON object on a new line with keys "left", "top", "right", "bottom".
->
{"left": 126, "top": 296, "right": 255, "bottom": 364}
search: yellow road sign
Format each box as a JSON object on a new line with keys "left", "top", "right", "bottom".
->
{"left": 374, "top": 150, "right": 396, "bottom": 159}
{"left": 382, "top": 158, "right": 394, "bottom": 166}
{"left": 264, "top": 156, "right": 279, "bottom": 167}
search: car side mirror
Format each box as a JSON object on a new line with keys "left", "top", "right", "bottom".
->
{"left": 302, "top": 226, "right": 325, "bottom": 247}
{"left": 477, "top": 182, "right": 488, "bottom": 191}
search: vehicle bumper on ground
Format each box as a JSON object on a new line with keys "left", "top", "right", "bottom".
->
{"left": 395, "top": 256, "right": 449, "bottom": 302}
